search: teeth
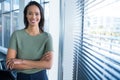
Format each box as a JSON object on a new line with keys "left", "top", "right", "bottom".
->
{"left": 31, "top": 21, "right": 35, "bottom": 22}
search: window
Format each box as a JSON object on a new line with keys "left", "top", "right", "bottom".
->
{"left": 72, "top": 0, "right": 120, "bottom": 80}
{"left": 12, "top": 11, "right": 19, "bottom": 32}
{"left": 13, "top": 0, "right": 19, "bottom": 10}
{"left": 0, "top": 0, "right": 19, "bottom": 47}
{"left": 43, "top": 1, "right": 49, "bottom": 31}
{"left": 3, "top": 0, "right": 10, "bottom": 12}
{"left": 3, "top": 13, "right": 10, "bottom": 48}
{"left": 0, "top": 14, "right": 2, "bottom": 46}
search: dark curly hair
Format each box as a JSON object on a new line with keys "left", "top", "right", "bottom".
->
{"left": 24, "top": 1, "right": 44, "bottom": 32}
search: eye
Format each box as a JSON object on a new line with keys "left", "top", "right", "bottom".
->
{"left": 28, "top": 12, "right": 32, "bottom": 15}
{"left": 35, "top": 12, "right": 40, "bottom": 16}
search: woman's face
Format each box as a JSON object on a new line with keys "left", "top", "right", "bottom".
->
{"left": 26, "top": 5, "right": 41, "bottom": 27}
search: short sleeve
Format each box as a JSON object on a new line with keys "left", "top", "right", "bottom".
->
{"left": 44, "top": 34, "right": 53, "bottom": 53}
{"left": 8, "top": 31, "right": 18, "bottom": 50}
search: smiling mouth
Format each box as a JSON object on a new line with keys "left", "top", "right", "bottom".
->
{"left": 30, "top": 20, "right": 36, "bottom": 23}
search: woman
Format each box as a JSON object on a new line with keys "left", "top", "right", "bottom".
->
{"left": 6, "top": 1, "right": 53, "bottom": 80}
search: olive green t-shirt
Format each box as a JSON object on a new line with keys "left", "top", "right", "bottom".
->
{"left": 9, "top": 29, "right": 53, "bottom": 74}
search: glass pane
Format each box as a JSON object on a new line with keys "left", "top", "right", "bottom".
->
{"left": 84, "top": 0, "right": 120, "bottom": 53}
{"left": 44, "top": 0, "right": 49, "bottom": 2}
{"left": 0, "top": 15, "right": 2, "bottom": 46}
{"left": 0, "top": 3, "right": 1, "bottom": 14}
{"left": 13, "top": 0, "right": 19, "bottom": 10}
{"left": 12, "top": 10, "right": 19, "bottom": 32}
{"left": 44, "top": 3, "right": 49, "bottom": 31}
{"left": 3, "top": 13, "right": 10, "bottom": 48}
{"left": 83, "top": 0, "right": 120, "bottom": 79}
{"left": 32, "top": 0, "right": 40, "bottom": 3}
{"left": 4, "top": 0, "right": 10, "bottom": 12}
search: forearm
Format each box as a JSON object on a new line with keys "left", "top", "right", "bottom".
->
{"left": 9, "top": 59, "right": 52, "bottom": 70}
{"left": 6, "top": 51, "right": 53, "bottom": 70}
{"left": 12, "top": 63, "right": 33, "bottom": 70}
{"left": 6, "top": 58, "right": 33, "bottom": 70}
{"left": 24, "top": 52, "right": 53, "bottom": 69}
{"left": 21, "top": 59, "right": 52, "bottom": 69}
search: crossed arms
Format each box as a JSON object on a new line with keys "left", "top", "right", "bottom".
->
{"left": 6, "top": 48, "right": 53, "bottom": 70}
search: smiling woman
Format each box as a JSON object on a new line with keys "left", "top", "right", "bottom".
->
{"left": 6, "top": 1, "right": 53, "bottom": 80}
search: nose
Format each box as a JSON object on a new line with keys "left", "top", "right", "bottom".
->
{"left": 31, "top": 14, "right": 36, "bottom": 19}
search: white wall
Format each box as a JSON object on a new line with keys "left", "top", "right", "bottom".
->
{"left": 62, "top": 0, "right": 74, "bottom": 80}
{"left": 48, "top": 0, "right": 74, "bottom": 80}
{"left": 48, "top": 0, "right": 60, "bottom": 80}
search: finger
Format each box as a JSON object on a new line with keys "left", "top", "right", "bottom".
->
{"left": 41, "top": 52, "right": 52, "bottom": 60}
{"left": 7, "top": 59, "right": 14, "bottom": 69}
{"left": 6, "top": 59, "right": 12, "bottom": 65}
{"left": 42, "top": 55, "right": 51, "bottom": 61}
{"left": 6, "top": 60, "right": 11, "bottom": 69}
{"left": 10, "top": 62, "right": 14, "bottom": 70}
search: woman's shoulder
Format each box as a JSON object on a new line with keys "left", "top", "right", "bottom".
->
{"left": 11, "top": 29, "right": 25, "bottom": 37}
{"left": 43, "top": 32, "right": 52, "bottom": 37}
{"left": 13, "top": 29, "right": 24, "bottom": 34}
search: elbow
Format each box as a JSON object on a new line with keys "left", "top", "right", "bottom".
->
{"left": 46, "top": 67, "right": 51, "bottom": 69}
{"left": 46, "top": 62, "right": 52, "bottom": 69}
{"left": 46, "top": 65, "right": 52, "bottom": 69}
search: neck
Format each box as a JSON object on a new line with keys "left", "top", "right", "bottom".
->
{"left": 26, "top": 26, "right": 41, "bottom": 36}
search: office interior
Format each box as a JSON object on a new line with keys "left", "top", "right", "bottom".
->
{"left": 0, "top": 0, "right": 120, "bottom": 80}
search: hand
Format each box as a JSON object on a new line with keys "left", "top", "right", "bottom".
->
{"left": 41, "top": 52, "right": 52, "bottom": 61}
{"left": 6, "top": 58, "right": 23, "bottom": 70}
